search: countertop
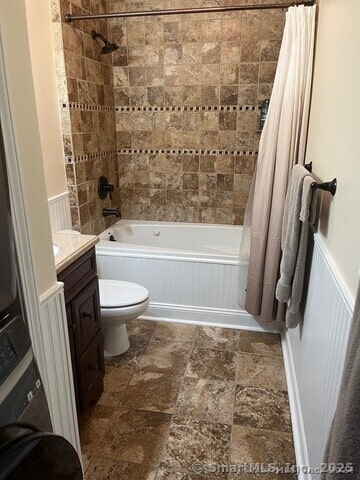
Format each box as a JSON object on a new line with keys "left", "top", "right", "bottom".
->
{"left": 52, "top": 232, "right": 99, "bottom": 274}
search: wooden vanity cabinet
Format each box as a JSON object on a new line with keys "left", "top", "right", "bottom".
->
{"left": 57, "top": 247, "right": 104, "bottom": 414}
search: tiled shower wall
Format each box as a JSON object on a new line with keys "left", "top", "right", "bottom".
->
{"left": 52, "top": 0, "right": 286, "bottom": 230}
{"left": 109, "top": 0, "right": 286, "bottom": 224}
{"left": 52, "top": 0, "right": 119, "bottom": 234}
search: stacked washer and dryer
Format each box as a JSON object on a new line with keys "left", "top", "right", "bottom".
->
{"left": 0, "top": 119, "right": 82, "bottom": 479}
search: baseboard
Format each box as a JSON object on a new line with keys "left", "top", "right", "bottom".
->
{"left": 281, "top": 332, "right": 310, "bottom": 480}
{"left": 141, "top": 302, "right": 283, "bottom": 333}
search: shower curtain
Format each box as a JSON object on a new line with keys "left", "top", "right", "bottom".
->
{"left": 240, "top": 5, "right": 316, "bottom": 323}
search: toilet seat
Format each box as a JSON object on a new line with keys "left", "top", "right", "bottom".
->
{"left": 99, "top": 279, "right": 149, "bottom": 308}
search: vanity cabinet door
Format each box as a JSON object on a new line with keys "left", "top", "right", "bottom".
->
{"left": 78, "top": 330, "right": 105, "bottom": 411}
{"left": 72, "top": 277, "right": 101, "bottom": 357}
{"left": 58, "top": 247, "right": 104, "bottom": 415}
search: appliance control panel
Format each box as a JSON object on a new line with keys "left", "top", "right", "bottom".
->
{"left": 0, "top": 334, "right": 18, "bottom": 384}
{"left": 0, "top": 315, "right": 31, "bottom": 387}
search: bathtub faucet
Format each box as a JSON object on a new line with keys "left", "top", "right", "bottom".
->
{"left": 102, "top": 208, "right": 121, "bottom": 218}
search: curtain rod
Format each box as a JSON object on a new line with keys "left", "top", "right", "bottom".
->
{"left": 65, "top": 1, "right": 314, "bottom": 23}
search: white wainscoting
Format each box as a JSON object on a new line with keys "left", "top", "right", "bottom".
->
{"left": 96, "top": 252, "right": 282, "bottom": 333}
{"left": 48, "top": 191, "right": 72, "bottom": 232}
{"left": 98, "top": 254, "right": 240, "bottom": 309}
{"left": 283, "top": 234, "right": 354, "bottom": 480}
{"left": 39, "top": 282, "right": 81, "bottom": 455}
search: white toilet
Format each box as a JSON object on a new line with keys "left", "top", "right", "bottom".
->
{"left": 98, "top": 279, "right": 150, "bottom": 357}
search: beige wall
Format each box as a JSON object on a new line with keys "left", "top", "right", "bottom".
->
{"left": 24, "top": 0, "right": 67, "bottom": 198}
{"left": 0, "top": 0, "right": 57, "bottom": 295}
{"left": 305, "top": 0, "right": 360, "bottom": 299}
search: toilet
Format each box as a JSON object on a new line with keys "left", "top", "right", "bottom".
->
{"left": 98, "top": 279, "right": 150, "bottom": 357}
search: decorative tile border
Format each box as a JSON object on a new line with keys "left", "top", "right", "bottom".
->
{"left": 62, "top": 102, "right": 117, "bottom": 112}
{"left": 118, "top": 148, "right": 258, "bottom": 156}
{"left": 61, "top": 102, "right": 261, "bottom": 113}
{"left": 65, "top": 150, "right": 118, "bottom": 164}
{"left": 116, "top": 105, "right": 260, "bottom": 112}
{"left": 65, "top": 147, "right": 258, "bottom": 163}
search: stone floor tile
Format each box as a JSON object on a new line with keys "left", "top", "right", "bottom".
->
{"left": 238, "top": 331, "right": 282, "bottom": 357}
{"left": 234, "top": 386, "right": 291, "bottom": 432}
{"left": 185, "top": 348, "right": 236, "bottom": 381}
{"left": 176, "top": 377, "right": 235, "bottom": 424}
{"left": 79, "top": 405, "right": 118, "bottom": 456}
{"left": 152, "top": 322, "right": 198, "bottom": 347}
{"left": 138, "top": 340, "right": 191, "bottom": 376}
{"left": 194, "top": 326, "right": 243, "bottom": 352}
{"left": 235, "top": 353, "right": 287, "bottom": 390}
{"left": 97, "top": 365, "right": 135, "bottom": 407}
{"left": 228, "top": 475, "right": 297, "bottom": 480}
{"left": 128, "top": 318, "right": 158, "bottom": 337}
{"left": 85, "top": 457, "right": 157, "bottom": 480}
{"left": 80, "top": 319, "right": 294, "bottom": 480}
{"left": 101, "top": 409, "right": 171, "bottom": 466}
{"left": 121, "top": 370, "right": 184, "bottom": 414}
{"left": 155, "top": 469, "right": 218, "bottom": 479}
{"left": 105, "top": 326, "right": 154, "bottom": 367}
{"left": 160, "top": 416, "right": 231, "bottom": 473}
{"left": 230, "top": 426, "right": 296, "bottom": 465}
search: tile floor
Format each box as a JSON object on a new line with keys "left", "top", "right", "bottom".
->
{"left": 80, "top": 320, "right": 295, "bottom": 480}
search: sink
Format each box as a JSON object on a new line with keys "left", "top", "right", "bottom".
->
{"left": 53, "top": 243, "right": 60, "bottom": 257}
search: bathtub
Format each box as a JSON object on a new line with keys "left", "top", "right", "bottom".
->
{"left": 96, "top": 220, "right": 276, "bottom": 331}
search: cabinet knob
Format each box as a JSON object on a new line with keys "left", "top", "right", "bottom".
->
{"left": 82, "top": 312, "right": 92, "bottom": 319}
{"left": 88, "top": 364, "right": 98, "bottom": 371}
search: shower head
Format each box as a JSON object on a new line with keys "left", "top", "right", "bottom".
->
{"left": 91, "top": 30, "right": 119, "bottom": 55}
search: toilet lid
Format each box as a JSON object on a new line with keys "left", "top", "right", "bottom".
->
{"left": 99, "top": 279, "right": 149, "bottom": 308}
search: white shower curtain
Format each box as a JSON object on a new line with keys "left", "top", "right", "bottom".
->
{"left": 239, "top": 5, "right": 316, "bottom": 323}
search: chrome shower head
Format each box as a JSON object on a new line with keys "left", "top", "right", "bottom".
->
{"left": 91, "top": 30, "right": 119, "bottom": 55}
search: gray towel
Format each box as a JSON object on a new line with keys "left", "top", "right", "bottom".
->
{"left": 286, "top": 176, "right": 315, "bottom": 328}
{"left": 276, "top": 164, "right": 310, "bottom": 303}
{"left": 322, "top": 283, "right": 360, "bottom": 478}
{"left": 300, "top": 175, "right": 317, "bottom": 224}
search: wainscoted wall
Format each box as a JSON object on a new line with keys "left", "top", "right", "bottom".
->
{"left": 283, "top": 234, "right": 354, "bottom": 479}
{"left": 109, "top": 0, "right": 287, "bottom": 223}
{"left": 48, "top": 191, "right": 72, "bottom": 232}
{"left": 96, "top": 248, "right": 282, "bottom": 332}
{"left": 39, "top": 284, "right": 81, "bottom": 455}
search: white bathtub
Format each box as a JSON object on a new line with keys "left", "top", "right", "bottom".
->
{"left": 96, "top": 220, "right": 277, "bottom": 331}
{"left": 97, "top": 219, "right": 241, "bottom": 262}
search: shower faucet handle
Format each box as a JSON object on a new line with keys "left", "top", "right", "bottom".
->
{"left": 98, "top": 176, "right": 114, "bottom": 200}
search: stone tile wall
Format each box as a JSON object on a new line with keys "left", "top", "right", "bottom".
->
{"left": 52, "top": 0, "right": 287, "bottom": 230}
{"left": 52, "top": 0, "right": 120, "bottom": 234}
{"left": 109, "top": 0, "right": 286, "bottom": 224}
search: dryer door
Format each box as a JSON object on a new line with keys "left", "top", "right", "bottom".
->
{"left": 0, "top": 426, "right": 83, "bottom": 480}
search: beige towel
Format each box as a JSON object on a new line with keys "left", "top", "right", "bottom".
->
{"left": 276, "top": 164, "right": 310, "bottom": 303}
{"left": 286, "top": 176, "right": 315, "bottom": 328}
